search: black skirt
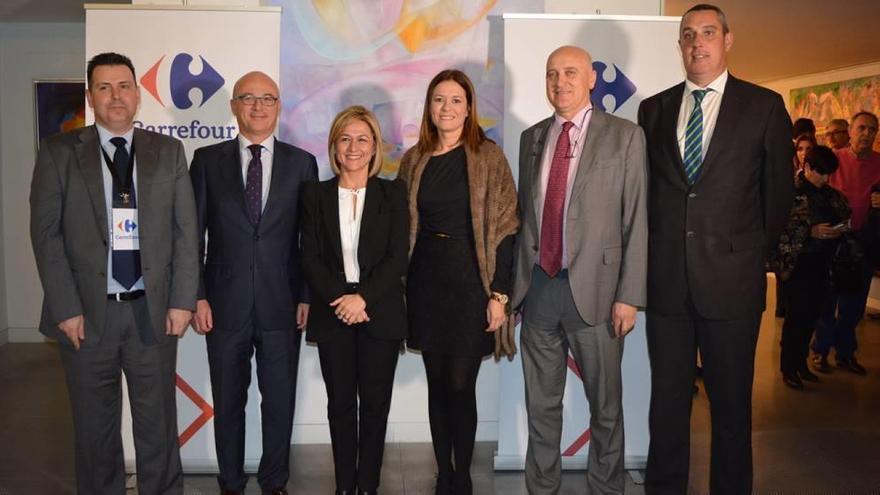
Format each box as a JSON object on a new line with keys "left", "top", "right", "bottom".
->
{"left": 406, "top": 232, "right": 493, "bottom": 357}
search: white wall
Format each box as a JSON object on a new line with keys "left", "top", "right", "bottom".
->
{"left": 761, "top": 60, "right": 880, "bottom": 114}
{"left": 0, "top": 22, "right": 86, "bottom": 343}
{"left": 544, "top": 0, "right": 662, "bottom": 15}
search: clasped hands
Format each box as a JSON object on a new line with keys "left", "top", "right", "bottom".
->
{"left": 332, "top": 294, "right": 369, "bottom": 326}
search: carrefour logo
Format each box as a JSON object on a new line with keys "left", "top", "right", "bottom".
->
{"left": 591, "top": 61, "right": 636, "bottom": 113}
{"left": 117, "top": 219, "right": 137, "bottom": 233}
{"left": 140, "top": 53, "right": 225, "bottom": 109}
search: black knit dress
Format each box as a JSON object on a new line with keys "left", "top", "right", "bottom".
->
{"left": 406, "top": 146, "right": 512, "bottom": 358}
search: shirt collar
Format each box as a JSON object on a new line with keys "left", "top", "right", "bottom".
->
{"left": 95, "top": 123, "right": 134, "bottom": 148}
{"left": 685, "top": 70, "right": 728, "bottom": 97}
{"left": 554, "top": 104, "right": 593, "bottom": 130}
{"left": 238, "top": 134, "right": 275, "bottom": 157}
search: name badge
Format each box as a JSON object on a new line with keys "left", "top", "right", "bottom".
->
{"left": 112, "top": 208, "right": 140, "bottom": 251}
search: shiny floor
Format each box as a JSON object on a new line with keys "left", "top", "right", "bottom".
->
{"left": 1, "top": 278, "right": 879, "bottom": 494}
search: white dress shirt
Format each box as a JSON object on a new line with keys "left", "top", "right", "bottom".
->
{"left": 238, "top": 135, "right": 274, "bottom": 211}
{"left": 537, "top": 105, "right": 593, "bottom": 270}
{"left": 97, "top": 124, "right": 144, "bottom": 294}
{"left": 677, "top": 70, "right": 728, "bottom": 162}
{"left": 338, "top": 186, "right": 366, "bottom": 283}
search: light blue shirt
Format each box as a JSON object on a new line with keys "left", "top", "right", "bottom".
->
{"left": 96, "top": 124, "right": 144, "bottom": 294}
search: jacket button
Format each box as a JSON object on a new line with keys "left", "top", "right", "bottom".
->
{"left": 686, "top": 231, "right": 695, "bottom": 238}
{"left": 98, "top": 272, "right": 105, "bottom": 278}
{"left": 253, "top": 234, "right": 260, "bottom": 241}
{"left": 688, "top": 192, "right": 697, "bottom": 199}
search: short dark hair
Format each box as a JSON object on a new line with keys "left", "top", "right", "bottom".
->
{"left": 682, "top": 4, "right": 730, "bottom": 34}
{"left": 793, "top": 118, "right": 816, "bottom": 139}
{"left": 87, "top": 52, "right": 136, "bottom": 88}
{"left": 851, "top": 111, "right": 879, "bottom": 127}
{"left": 804, "top": 145, "right": 839, "bottom": 175}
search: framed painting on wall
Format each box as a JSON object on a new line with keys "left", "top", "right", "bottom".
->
{"left": 790, "top": 74, "right": 880, "bottom": 150}
{"left": 33, "top": 80, "right": 86, "bottom": 150}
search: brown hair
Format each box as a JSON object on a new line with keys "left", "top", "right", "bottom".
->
{"left": 327, "top": 105, "right": 384, "bottom": 177}
{"left": 416, "top": 69, "right": 487, "bottom": 155}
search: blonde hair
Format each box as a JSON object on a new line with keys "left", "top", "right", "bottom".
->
{"left": 327, "top": 105, "right": 384, "bottom": 177}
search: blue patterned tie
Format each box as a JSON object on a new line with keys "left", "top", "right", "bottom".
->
{"left": 245, "top": 144, "right": 263, "bottom": 223}
{"left": 110, "top": 137, "right": 141, "bottom": 290}
{"left": 683, "top": 89, "right": 709, "bottom": 183}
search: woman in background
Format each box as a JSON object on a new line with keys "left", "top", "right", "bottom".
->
{"left": 301, "top": 105, "right": 409, "bottom": 495}
{"left": 398, "top": 69, "right": 518, "bottom": 495}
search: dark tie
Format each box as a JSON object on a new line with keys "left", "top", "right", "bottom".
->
{"left": 245, "top": 144, "right": 263, "bottom": 223}
{"left": 539, "top": 121, "right": 574, "bottom": 278}
{"left": 109, "top": 137, "right": 141, "bottom": 290}
{"left": 683, "top": 89, "right": 709, "bottom": 183}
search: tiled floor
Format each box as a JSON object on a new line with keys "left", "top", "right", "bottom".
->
{"left": 2, "top": 277, "right": 879, "bottom": 494}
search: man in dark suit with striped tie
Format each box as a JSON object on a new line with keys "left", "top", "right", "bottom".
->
{"left": 637, "top": 4, "right": 793, "bottom": 494}
{"left": 190, "top": 71, "right": 317, "bottom": 495}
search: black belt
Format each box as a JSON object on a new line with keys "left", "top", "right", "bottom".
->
{"left": 419, "top": 230, "right": 470, "bottom": 240}
{"left": 107, "top": 289, "right": 145, "bottom": 302}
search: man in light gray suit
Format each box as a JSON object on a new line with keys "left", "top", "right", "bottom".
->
{"left": 511, "top": 45, "right": 648, "bottom": 495}
{"left": 30, "top": 52, "right": 198, "bottom": 495}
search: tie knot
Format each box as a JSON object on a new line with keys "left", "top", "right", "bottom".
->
{"left": 110, "top": 137, "right": 127, "bottom": 149}
{"left": 248, "top": 144, "right": 262, "bottom": 159}
{"left": 692, "top": 89, "right": 709, "bottom": 104}
{"left": 561, "top": 121, "right": 574, "bottom": 133}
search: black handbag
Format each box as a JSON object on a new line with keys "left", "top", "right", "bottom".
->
{"left": 830, "top": 234, "right": 865, "bottom": 294}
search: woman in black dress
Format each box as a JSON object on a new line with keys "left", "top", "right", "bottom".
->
{"left": 397, "top": 70, "right": 519, "bottom": 494}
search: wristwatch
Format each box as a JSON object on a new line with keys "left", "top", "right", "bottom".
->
{"left": 490, "top": 292, "right": 509, "bottom": 305}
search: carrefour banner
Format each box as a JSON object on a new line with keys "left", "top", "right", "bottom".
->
{"left": 85, "top": 4, "right": 281, "bottom": 472}
{"left": 497, "top": 14, "right": 683, "bottom": 470}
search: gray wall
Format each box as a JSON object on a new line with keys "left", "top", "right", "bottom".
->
{"left": 0, "top": 22, "right": 85, "bottom": 342}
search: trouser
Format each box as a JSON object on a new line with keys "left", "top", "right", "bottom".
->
{"left": 781, "top": 253, "right": 830, "bottom": 374}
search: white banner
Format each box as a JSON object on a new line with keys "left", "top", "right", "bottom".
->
{"left": 496, "top": 14, "right": 683, "bottom": 470}
{"left": 85, "top": 5, "right": 280, "bottom": 472}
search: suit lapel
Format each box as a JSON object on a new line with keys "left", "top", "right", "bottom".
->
{"left": 698, "top": 76, "right": 744, "bottom": 184}
{"left": 322, "top": 177, "right": 344, "bottom": 266}
{"left": 133, "top": 128, "right": 158, "bottom": 210}
{"left": 568, "top": 109, "right": 608, "bottom": 206}
{"left": 75, "top": 126, "right": 109, "bottom": 243}
{"left": 220, "top": 139, "right": 253, "bottom": 226}
{"left": 529, "top": 117, "right": 553, "bottom": 224}
{"left": 261, "top": 138, "right": 286, "bottom": 224}
{"left": 357, "top": 178, "right": 380, "bottom": 270}
{"left": 661, "top": 83, "right": 689, "bottom": 185}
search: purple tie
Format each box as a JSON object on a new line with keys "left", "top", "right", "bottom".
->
{"left": 539, "top": 121, "right": 574, "bottom": 278}
{"left": 245, "top": 144, "right": 262, "bottom": 223}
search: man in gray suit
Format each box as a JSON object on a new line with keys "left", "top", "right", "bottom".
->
{"left": 30, "top": 52, "right": 198, "bottom": 495}
{"left": 511, "top": 45, "right": 648, "bottom": 495}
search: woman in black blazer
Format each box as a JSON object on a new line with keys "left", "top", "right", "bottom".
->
{"left": 300, "top": 105, "right": 409, "bottom": 495}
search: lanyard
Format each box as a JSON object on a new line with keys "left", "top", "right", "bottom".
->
{"left": 101, "top": 143, "right": 136, "bottom": 205}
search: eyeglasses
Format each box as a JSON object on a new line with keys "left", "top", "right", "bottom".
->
{"left": 234, "top": 94, "right": 279, "bottom": 106}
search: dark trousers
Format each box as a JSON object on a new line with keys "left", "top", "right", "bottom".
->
{"left": 59, "top": 298, "right": 182, "bottom": 495}
{"left": 813, "top": 259, "right": 873, "bottom": 360}
{"left": 781, "top": 253, "right": 829, "bottom": 374}
{"left": 206, "top": 317, "right": 301, "bottom": 492}
{"left": 645, "top": 307, "right": 760, "bottom": 495}
{"left": 317, "top": 328, "right": 400, "bottom": 492}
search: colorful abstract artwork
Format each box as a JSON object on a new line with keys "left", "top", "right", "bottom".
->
{"left": 34, "top": 80, "right": 85, "bottom": 149}
{"left": 273, "top": 0, "right": 539, "bottom": 177}
{"left": 790, "top": 74, "right": 880, "bottom": 150}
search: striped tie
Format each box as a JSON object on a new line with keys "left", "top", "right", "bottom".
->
{"left": 683, "top": 89, "right": 709, "bottom": 183}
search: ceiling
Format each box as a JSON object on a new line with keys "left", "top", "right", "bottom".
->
{"left": 1, "top": 0, "right": 878, "bottom": 83}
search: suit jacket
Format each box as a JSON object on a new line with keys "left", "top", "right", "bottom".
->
{"left": 637, "top": 74, "right": 794, "bottom": 319}
{"left": 30, "top": 125, "right": 199, "bottom": 344}
{"left": 300, "top": 176, "right": 409, "bottom": 343}
{"left": 190, "top": 138, "right": 318, "bottom": 332}
{"left": 511, "top": 109, "right": 649, "bottom": 326}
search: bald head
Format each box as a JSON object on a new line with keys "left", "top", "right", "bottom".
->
{"left": 231, "top": 71, "right": 280, "bottom": 143}
{"left": 545, "top": 45, "right": 596, "bottom": 120}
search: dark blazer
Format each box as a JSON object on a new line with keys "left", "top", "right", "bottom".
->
{"left": 190, "top": 138, "right": 318, "bottom": 331}
{"left": 300, "top": 176, "right": 409, "bottom": 342}
{"left": 30, "top": 125, "right": 199, "bottom": 343}
{"left": 637, "top": 75, "right": 794, "bottom": 319}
